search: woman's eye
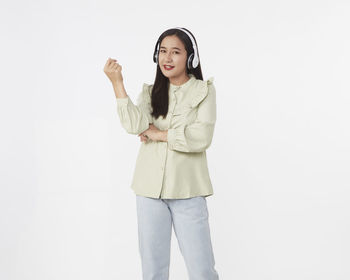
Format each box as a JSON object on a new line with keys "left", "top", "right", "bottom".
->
{"left": 160, "top": 50, "right": 179, "bottom": 54}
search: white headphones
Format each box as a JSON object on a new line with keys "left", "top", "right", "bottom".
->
{"left": 153, "top": 27, "right": 199, "bottom": 70}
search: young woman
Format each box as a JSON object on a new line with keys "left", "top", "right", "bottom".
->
{"left": 104, "top": 27, "right": 219, "bottom": 280}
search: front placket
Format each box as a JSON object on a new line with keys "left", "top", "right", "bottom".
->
{"left": 159, "top": 87, "right": 179, "bottom": 198}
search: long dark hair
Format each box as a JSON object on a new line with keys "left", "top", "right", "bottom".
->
{"left": 151, "top": 28, "right": 203, "bottom": 120}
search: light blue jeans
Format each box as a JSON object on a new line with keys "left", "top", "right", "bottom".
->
{"left": 136, "top": 195, "right": 220, "bottom": 280}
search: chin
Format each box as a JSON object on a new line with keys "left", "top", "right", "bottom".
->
{"left": 163, "top": 72, "right": 178, "bottom": 78}
{"left": 162, "top": 72, "right": 174, "bottom": 78}
{"left": 161, "top": 67, "right": 179, "bottom": 78}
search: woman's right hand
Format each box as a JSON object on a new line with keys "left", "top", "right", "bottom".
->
{"left": 103, "top": 58, "right": 123, "bottom": 84}
{"left": 138, "top": 133, "right": 149, "bottom": 143}
{"left": 138, "top": 126, "right": 152, "bottom": 143}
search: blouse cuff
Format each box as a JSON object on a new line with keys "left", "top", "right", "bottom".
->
{"left": 116, "top": 96, "right": 129, "bottom": 108}
{"left": 167, "top": 126, "right": 186, "bottom": 151}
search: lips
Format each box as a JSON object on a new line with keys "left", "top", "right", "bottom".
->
{"left": 164, "top": 65, "right": 174, "bottom": 70}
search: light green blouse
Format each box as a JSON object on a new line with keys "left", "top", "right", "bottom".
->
{"left": 115, "top": 73, "right": 216, "bottom": 199}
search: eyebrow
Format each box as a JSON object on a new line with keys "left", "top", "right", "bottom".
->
{"left": 160, "top": 46, "right": 182, "bottom": 51}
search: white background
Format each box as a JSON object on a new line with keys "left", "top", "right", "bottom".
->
{"left": 1, "top": 0, "right": 349, "bottom": 279}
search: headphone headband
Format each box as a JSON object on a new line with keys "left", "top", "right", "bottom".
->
{"left": 153, "top": 27, "right": 199, "bottom": 69}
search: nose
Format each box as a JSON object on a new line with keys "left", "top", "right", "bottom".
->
{"left": 165, "top": 52, "right": 172, "bottom": 62}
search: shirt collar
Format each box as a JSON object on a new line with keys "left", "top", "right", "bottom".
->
{"left": 169, "top": 74, "right": 196, "bottom": 92}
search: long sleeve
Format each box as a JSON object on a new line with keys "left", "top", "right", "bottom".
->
{"left": 167, "top": 81, "right": 216, "bottom": 153}
{"left": 115, "top": 83, "right": 153, "bottom": 135}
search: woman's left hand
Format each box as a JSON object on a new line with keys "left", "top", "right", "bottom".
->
{"left": 138, "top": 124, "right": 163, "bottom": 142}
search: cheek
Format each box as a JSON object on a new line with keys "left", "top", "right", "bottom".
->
{"left": 174, "top": 56, "right": 187, "bottom": 67}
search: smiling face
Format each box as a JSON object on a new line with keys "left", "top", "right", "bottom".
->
{"left": 158, "top": 35, "right": 190, "bottom": 85}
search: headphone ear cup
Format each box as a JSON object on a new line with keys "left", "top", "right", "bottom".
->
{"left": 192, "top": 54, "right": 199, "bottom": 68}
{"left": 153, "top": 50, "right": 159, "bottom": 64}
{"left": 187, "top": 53, "right": 194, "bottom": 70}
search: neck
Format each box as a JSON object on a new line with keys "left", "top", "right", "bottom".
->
{"left": 169, "top": 74, "right": 190, "bottom": 86}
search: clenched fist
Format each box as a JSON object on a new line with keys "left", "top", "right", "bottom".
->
{"left": 103, "top": 58, "right": 123, "bottom": 84}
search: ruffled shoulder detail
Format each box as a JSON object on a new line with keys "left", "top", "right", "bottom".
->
{"left": 138, "top": 83, "right": 152, "bottom": 105}
{"left": 207, "top": 76, "right": 214, "bottom": 85}
{"left": 190, "top": 77, "right": 214, "bottom": 108}
{"left": 137, "top": 83, "right": 153, "bottom": 123}
{"left": 143, "top": 83, "right": 153, "bottom": 98}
